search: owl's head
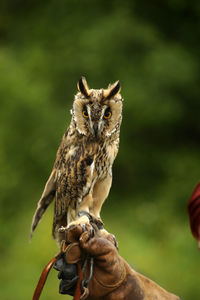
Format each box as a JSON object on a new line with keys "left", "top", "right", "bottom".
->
{"left": 72, "top": 77, "right": 123, "bottom": 140}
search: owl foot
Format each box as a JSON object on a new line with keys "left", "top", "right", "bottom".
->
{"left": 68, "top": 214, "right": 91, "bottom": 228}
{"left": 58, "top": 222, "right": 94, "bottom": 245}
{"left": 58, "top": 226, "right": 67, "bottom": 233}
{"left": 68, "top": 217, "right": 94, "bottom": 238}
{"left": 77, "top": 211, "right": 104, "bottom": 231}
{"left": 57, "top": 213, "right": 91, "bottom": 235}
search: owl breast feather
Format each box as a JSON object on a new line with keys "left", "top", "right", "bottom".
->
{"left": 55, "top": 141, "right": 113, "bottom": 209}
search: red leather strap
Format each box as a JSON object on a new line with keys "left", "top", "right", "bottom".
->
{"left": 73, "top": 261, "right": 83, "bottom": 300}
{"left": 32, "top": 252, "right": 83, "bottom": 300}
{"left": 32, "top": 256, "right": 57, "bottom": 300}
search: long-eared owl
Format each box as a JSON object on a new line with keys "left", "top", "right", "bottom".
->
{"left": 31, "top": 77, "right": 123, "bottom": 244}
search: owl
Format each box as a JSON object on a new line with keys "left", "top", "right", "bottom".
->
{"left": 30, "top": 77, "right": 123, "bottom": 245}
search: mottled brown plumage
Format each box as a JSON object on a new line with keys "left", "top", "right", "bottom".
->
{"left": 31, "top": 77, "right": 123, "bottom": 244}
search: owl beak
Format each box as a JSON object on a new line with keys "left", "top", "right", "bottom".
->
{"left": 93, "top": 122, "right": 98, "bottom": 138}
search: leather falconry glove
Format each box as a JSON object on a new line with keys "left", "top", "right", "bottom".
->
{"left": 54, "top": 225, "right": 180, "bottom": 300}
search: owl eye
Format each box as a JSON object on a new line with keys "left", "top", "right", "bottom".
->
{"left": 82, "top": 109, "right": 89, "bottom": 118}
{"left": 104, "top": 108, "right": 112, "bottom": 119}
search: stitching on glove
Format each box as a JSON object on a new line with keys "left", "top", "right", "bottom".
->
{"left": 92, "top": 257, "right": 127, "bottom": 289}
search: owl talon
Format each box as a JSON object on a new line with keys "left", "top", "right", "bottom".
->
{"left": 58, "top": 226, "right": 67, "bottom": 233}
{"left": 84, "top": 224, "right": 94, "bottom": 237}
{"left": 81, "top": 224, "right": 86, "bottom": 232}
{"left": 80, "top": 223, "right": 94, "bottom": 238}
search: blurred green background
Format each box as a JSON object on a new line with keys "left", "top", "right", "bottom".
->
{"left": 0, "top": 0, "right": 200, "bottom": 299}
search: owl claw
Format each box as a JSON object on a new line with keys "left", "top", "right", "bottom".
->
{"left": 58, "top": 226, "right": 67, "bottom": 233}
{"left": 80, "top": 223, "right": 94, "bottom": 238}
{"left": 81, "top": 224, "right": 86, "bottom": 232}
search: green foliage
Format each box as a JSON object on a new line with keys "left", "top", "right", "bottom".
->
{"left": 0, "top": 1, "right": 200, "bottom": 299}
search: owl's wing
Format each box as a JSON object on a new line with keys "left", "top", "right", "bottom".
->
{"left": 30, "top": 169, "right": 56, "bottom": 239}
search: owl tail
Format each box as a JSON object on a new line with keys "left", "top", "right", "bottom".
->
{"left": 30, "top": 170, "right": 56, "bottom": 239}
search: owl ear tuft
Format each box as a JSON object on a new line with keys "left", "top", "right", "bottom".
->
{"left": 104, "top": 80, "right": 121, "bottom": 99}
{"left": 77, "top": 77, "right": 90, "bottom": 98}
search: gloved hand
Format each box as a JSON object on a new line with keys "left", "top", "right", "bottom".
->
{"left": 54, "top": 225, "right": 180, "bottom": 300}
{"left": 54, "top": 255, "right": 78, "bottom": 295}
